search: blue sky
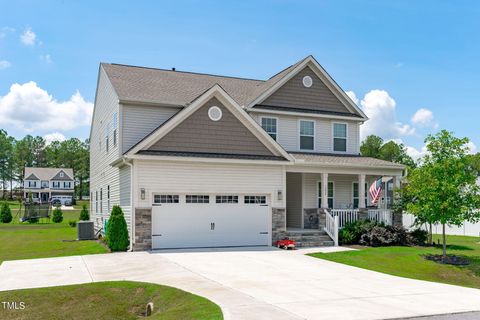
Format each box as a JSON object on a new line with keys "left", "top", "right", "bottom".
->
{"left": 0, "top": 0, "right": 478, "bottom": 157}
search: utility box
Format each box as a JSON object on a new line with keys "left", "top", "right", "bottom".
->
{"left": 78, "top": 221, "right": 95, "bottom": 240}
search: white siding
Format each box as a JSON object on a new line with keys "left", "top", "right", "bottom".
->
{"left": 122, "top": 104, "right": 181, "bottom": 153}
{"left": 119, "top": 165, "right": 131, "bottom": 221}
{"left": 90, "top": 67, "right": 124, "bottom": 233}
{"left": 134, "top": 160, "right": 285, "bottom": 208}
{"left": 251, "top": 113, "right": 361, "bottom": 154}
{"left": 286, "top": 172, "right": 302, "bottom": 228}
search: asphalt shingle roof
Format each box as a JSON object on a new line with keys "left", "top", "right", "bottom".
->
{"left": 101, "top": 56, "right": 308, "bottom": 107}
{"left": 24, "top": 168, "right": 74, "bottom": 181}
{"left": 290, "top": 152, "right": 405, "bottom": 169}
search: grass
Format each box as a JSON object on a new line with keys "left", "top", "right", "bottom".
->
{"left": 0, "top": 201, "right": 106, "bottom": 265}
{"left": 309, "top": 234, "right": 480, "bottom": 289}
{"left": 0, "top": 281, "right": 223, "bottom": 320}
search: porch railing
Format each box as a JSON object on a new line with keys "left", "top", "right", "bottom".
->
{"left": 330, "top": 209, "right": 359, "bottom": 228}
{"left": 324, "top": 210, "right": 339, "bottom": 246}
{"left": 368, "top": 209, "right": 393, "bottom": 225}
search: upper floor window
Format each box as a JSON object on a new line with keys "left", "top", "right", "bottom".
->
{"left": 41, "top": 181, "right": 48, "bottom": 188}
{"left": 28, "top": 181, "right": 37, "bottom": 188}
{"left": 105, "top": 125, "right": 110, "bottom": 153}
{"left": 52, "top": 181, "right": 60, "bottom": 188}
{"left": 261, "top": 117, "right": 277, "bottom": 141}
{"left": 59, "top": 172, "right": 64, "bottom": 178}
{"left": 333, "top": 123, "right": 347, "bottom": 152}
{"left": 112, "top": 113, "right": 118, "bottom": 147}
{"left": 299, "top": 120, "right": 314, "bottom": 150}
{"left": 63, "top": 181, "right": 71, "bottom": 189}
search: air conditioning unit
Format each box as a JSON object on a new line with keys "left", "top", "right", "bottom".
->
{"left": 78, "top": 221, "right": 95, "bottom": 240}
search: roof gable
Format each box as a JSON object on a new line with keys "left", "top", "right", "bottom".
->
{"left": 24, "top": 167, "right": 74, "bottom": 181}
{"left": 146, "top": 97, "right": 275, "bottom": 157}
{"left": 51, "top": 170, "right": 73, "bottom": 181}
{"left": 25, "top": 173, "right": 39, "bottom": 180}
{"left": 127, "top": 85, "right": 293, "bottom": 161}
{"left": 246, "top": 56, "right": 368, "bottom": 120}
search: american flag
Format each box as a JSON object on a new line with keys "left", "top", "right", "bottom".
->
{"left": 369, "top": 177, "right": 383, "bottom": 205}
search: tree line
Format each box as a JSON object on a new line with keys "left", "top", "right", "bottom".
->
{"left": 0, "top": 130, "right": 89, "bottom": 199}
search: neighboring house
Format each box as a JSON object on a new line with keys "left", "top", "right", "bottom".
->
{"left": 90, "top": 55, "right": 404, "bottom": 250}
{"left": 24, "top": 167, "right": 75, "bottom": 203}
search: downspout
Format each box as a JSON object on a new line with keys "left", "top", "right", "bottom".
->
{"left": 123, "top": 158, "right": 134, "bottom": 252}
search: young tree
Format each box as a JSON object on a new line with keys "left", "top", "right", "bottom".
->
{"left": 79, "top": 204, "right": 90, "bottom": 221}
{"left": 406, "top": 130, "right": 480, "bottom": 258}
{"left": 52, "top": 206, "right": 63, "bottom": 223}
{"left": 106, "top": 205, "right": 130, "bottom": 251}
{"left": 0, "top": 202, "right": 12, "bottom": 223}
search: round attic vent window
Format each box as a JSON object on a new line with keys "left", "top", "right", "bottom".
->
{"left": 302, "top": 75, "right": 313, "bottom": 88}
{"left": 208, "top": 106, "right": 222, "bottom": 121}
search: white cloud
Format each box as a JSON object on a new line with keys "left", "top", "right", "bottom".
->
{"left": 345, "top": 90, "right": 359, "bottom": 105}
{"left": 0, "top": 26, "right": 15, "bottom": 38}
{"left": 44, "top": 132, "right": 66, "bottom": 145}
{"left": 0, "top": 60, "right": 11, "bottom": 70}
{"left": 20, "top": 27, "right": 37, "bottom": 46}
{"left": 0, "top": 81, "right": 93, "bottom": 133}
{"left": 40, "top": 54, "right": 52, "bottom": 64}
{"left": 467, "top": 141, "right": 477, "bottom": 155}
{"left": 358, "top": 89, "right": 415, "bottom": 140}
{"left": 411, "top": 108, "right": 438, "bottom": 128}
{"left": 406, "top": 145, "right": 428, "bottom": 161}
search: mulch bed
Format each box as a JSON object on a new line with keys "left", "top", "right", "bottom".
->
{"left": 423, "top": 254, "right": 470, "bottom": 266}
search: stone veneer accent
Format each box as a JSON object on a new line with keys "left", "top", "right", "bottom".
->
{"left": 303, "top": 208, "right": 327, "bottom": 230}
{"left": 133, "top": 208, "right": 152, "bottom": 251}
{"left": 272, "top": 207, "right": 286, "bottom": 244}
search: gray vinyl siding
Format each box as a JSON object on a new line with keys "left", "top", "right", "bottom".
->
{"left": 90, "top": 66, "right": 126, "bottom": 233}
{"left": 251, "top": 113, "right": 361, "bottom": 154}
{"left": 286, "top": 172, "right": 302, "bottom": 228}
{"left": 119, "top": 165, "right": 131, "bottom": 220}
{"left": 262, "top": 66, "right": 352, "bottom": 114}
{"left": 148, "top": 97, "right": 275, "bottom": 156}
{"left": 121, "top": 104, "right": 181, "bottom": 153}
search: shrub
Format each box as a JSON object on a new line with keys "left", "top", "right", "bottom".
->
{"left": 0, "top": 202, "right": 12, "bottom": 223}
{"left": 106, "top": 205, "right": 129, "bottom": 251}
{"left": 52, "top": 206, "right": 63, "bottom": 223}
{"left": 360, "top": 226, "right": 397, "bottom": 247}
{"left": 409, "top": 228, "right": 428, "bottom": 245}
{"left": 68, "top": 220, "right": 77, "bottom": 227}
{"left": 79, "top": 204, "right": 89, "bottom": 221}
{"left": 339, "top": 220, "right": 378, "bottom": 244}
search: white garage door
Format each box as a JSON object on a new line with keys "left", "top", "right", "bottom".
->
{"left": 152, "top": 194, "right": 270, "bottom": 249}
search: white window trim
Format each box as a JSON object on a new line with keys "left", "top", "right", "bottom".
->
{"left": 316, "top": 180, "right": 335, "bottom": 209}
{"left": 332, "top": 122, "right": 348, "bottom": 153}
{"left": 352, "top": 182, "right": 369, "bottom": 209}
{"left": 298, "top": 119, "right": 315, "bottom": 151}
{"left": 260, "top": 116, "right": 279, "bottom": 141}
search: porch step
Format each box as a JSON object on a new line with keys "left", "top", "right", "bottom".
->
{"left": 280, "top": 229, "right": 335, "bottom": 248}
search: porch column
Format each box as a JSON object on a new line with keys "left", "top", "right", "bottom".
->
{"left": 358, "top": 174, "right": 366, "bottom": 209}
{"left": 321, "top": 173, "right": 329, "bottom": 208}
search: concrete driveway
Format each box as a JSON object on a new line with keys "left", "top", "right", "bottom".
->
{"left": 1, "top": 247, "right": 480, "bottom": 320}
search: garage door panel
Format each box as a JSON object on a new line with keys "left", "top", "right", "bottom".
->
{"left": 152, "top": 199, "right": 269, "bottom": 249}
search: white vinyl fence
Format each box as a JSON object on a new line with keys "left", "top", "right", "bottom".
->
{"left": 403, "top": 213, "right": 480, "bottom": 237}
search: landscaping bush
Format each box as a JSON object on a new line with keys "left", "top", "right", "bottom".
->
{"left": 0, "top": 202, "right": 12, "bottom": 223}
{"left": 68, "top": 220, "right": 77, "bottom": 227}
{"left": 340, "top": 220, "right": 426, "bottom": 247}
{"left": 409, "top": 228, "right": 428, "bottom": 245}
{"left": 52, "top": 206, "right": 63, "bottom": 223}
{"left": 106, "top": 205, "right": 129, "bottom": 251}
{"left": 79, "top": 204, "right": 89, "bottom": 221}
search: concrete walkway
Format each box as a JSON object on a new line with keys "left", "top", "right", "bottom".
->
{"left": 1, "top": 247, "right": 480, "bottom": 320}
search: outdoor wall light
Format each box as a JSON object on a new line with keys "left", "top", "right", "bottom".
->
{"left": 140, "top": 188, "right": 146, "bottom": 200}
{"left": 277, "top": 189, "right": 283, "bottom": 201}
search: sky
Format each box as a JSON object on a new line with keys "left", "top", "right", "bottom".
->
{"left": 0, "top": 0, "right": 478, "bottom": 158}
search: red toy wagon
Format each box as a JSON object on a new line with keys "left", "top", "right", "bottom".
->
{"left": 275, "top": 238, "right": 296, "bottom": 250}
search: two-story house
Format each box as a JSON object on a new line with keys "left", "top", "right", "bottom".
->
{"left": 24, "top": 167, "right": 75, "bottom": 204}
{"left": 90, "top": 55, "right": 404, "bottom": 251}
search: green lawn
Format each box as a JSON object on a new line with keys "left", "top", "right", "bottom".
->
{"left": 310, "top": 235, "right": 480, "bottom": 289}
{"left": 0, "top": 201, "right": 106, "bottom": 264}
{"left": 0, "top": 281, "right": 223, "bottom": 320}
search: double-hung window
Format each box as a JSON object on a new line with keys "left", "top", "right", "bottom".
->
{"left": 105, "top": 125, "right": 110, "bottom": 154}
{"left": 353, "top": 182, "right": 368, "bottom": 209}
{"left": 261, "top": 117, "right": 277, "bottom": 140}
{"left": 333, "top": 123, "right": 347, "bottom": 152}
{"left": 299, "top": 120, "right": 315, "bottom": 150}
{"left": 100, "top": 188, "right": 103, "bottom": 213}
{"left": 318, "top": 181, "right": 334, "bottom": 208}
{"left": 113, "top": 113, "right": 118, "bottom": 147}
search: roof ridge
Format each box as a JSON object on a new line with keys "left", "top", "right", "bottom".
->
{"left": 106, "top": 63, "right": 265, "bottom": 82}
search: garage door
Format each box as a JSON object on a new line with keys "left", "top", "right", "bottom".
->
{"left": 152, "top": 194, "right": 270, "bottom": 249}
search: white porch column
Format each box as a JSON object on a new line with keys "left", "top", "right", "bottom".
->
{"left": 358, "top": 174, "right": 366, "bottom": 209}
{"left": 321, "top": 172, "right": 329, "bottom": 208}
